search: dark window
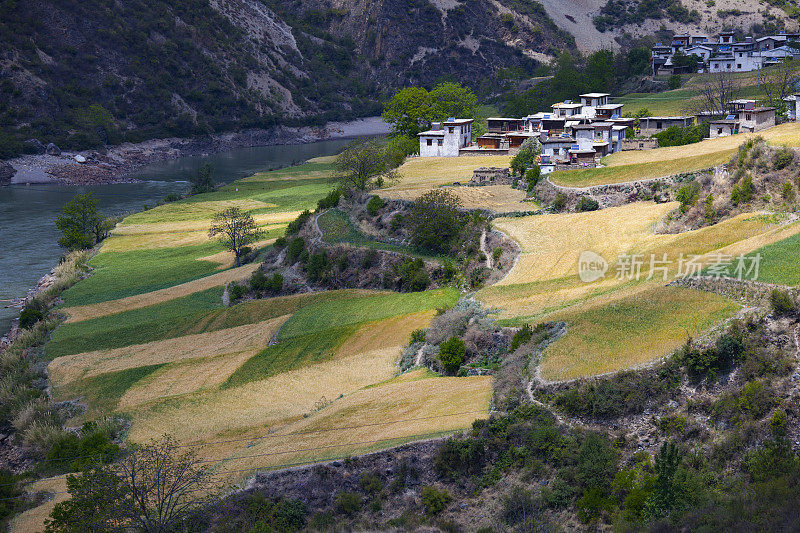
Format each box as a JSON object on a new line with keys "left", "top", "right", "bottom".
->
{"left": 426, "top": 139, "right": 432, "bottom": 146}
{"left": 448, "top": 127, "right": 454, "bottom": 133}
{"left": 437, "top": 139, "right": 443, "bottom": 146}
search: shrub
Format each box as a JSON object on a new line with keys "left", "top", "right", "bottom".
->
{"left": 273, "top": 236, "right": 287, "bottom": 248}
{"left": 492, "top": 247, "right": 503, "bottom": 262}
{"left": 366, "top": 195, "right": 385, "bottom": 216}
{"left": 317, "top": 189, "right": 342, "bottom": 210}
{"left": 334, "top": 492, "right": 361, "bottom": 516}
{"left": 576, "top": 196, "right": 599, "bottom": 212}
{"left": 676, "top": 182, "right": 700, "bottom": 213}
{"left": 438, "top": 336, "right": 466, "bottom": 374}
{"left": 434, "top": 437, "right": 486, "bottom": 478}
{"left": 306, "top": 252, "right": 331, "bottom": 282}
{"left": 552, "top": 194, "right": 566, "bottom": 212}
{"left": 770, "top": 289, "right": 795, "bottom": 315}
{"left": 510, "top": 324, "right": 533, "bottom": 352}
{"left": 731, "top": 174, "right": 755, "bottom": 205}
{"left": 668, "top": 74, "right": 682, "bottom": 90}
{"left": 410, "top": 328, "right": 426, "bottom": 344}
{"left": 782, "top": 182, "right": 795, "bottom": 201}
{"left": 773, "top": 147, "right": 794, "bottom": 170}
{"left": 286, "top": 210, "right": 312, "bottom": 235}
{"left": 420, "top": 486, "right": 452, "bottom": 515}
{"left": 511, "top": 137, "right": 541, "bottom": 176}
{"left": 359, "top": 472, "right": 383, "bottom": 494}
{"left": 227, "top": 282, "right": 247, "bottom": 301}
{"left": 44, "top": 422, "right": 120, "bottom": 473}
{"left": 525, "top": 166, "right": 541, "bottom": 189}
{"left": 18, "top": 308, "right": 44, "bottom": 329}
{"left": 392, "top": 257, "right": 430, "bottom": 292}
{"left": 407, "top": 189, "right": 464, "bottom": 254}
{"left": 286, "top": 237, "right": 306, "bottom": 263}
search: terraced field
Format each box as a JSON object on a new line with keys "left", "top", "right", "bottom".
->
{"left": 41, "top": 157, "right": 491, "bottom": 506}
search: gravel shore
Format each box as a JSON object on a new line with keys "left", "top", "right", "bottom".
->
{"left": 6, "top": 116, "right": 390, "bottom": 186}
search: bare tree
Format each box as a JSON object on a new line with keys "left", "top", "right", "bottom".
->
{"left": 46, "top": 437, "right": 215, "bottom": 533}
{"left": 757, "top": 59, "right": 799, "bottom": 108}
{"left": 209, "top": 207, "right": 261, "bottom": 267}
{"left": 686, "top": 70, "right": 742, "bottom": 116}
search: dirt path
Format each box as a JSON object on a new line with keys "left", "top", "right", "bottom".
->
{"left": 479, "top": 229, "right": 493, "bottom": 269}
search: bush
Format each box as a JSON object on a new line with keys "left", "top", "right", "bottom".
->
{"left": 366, "top": 195, "right": 385, "bottom": 216}
{"left": 227, "top": 282, "right": 247, "bottom": 301}
{"left": 525, "top": 166, "right": 541, "bottom": 189}
{"left": 782, "top": 182, "right": 795, "bottom": 201}
{"left": 286, "top": 210, "right": 312, "bottom": 235}
{"left": 286, "top": 237, "right": 306, "bottom": 263}
{"left": 773, "top": 147, "right": 794, "bottom": 170}
{"left": 420, "top": 486, "right": 452, "bottom": 515}
{"left": 552, "top": 194, "right": 566, "bottom": 212}
{"left": 306, "top": 251, "right": 331, "bottom": 282}
{"left": 731, "top": 174, "right": 755, "bottom": 205}
{"left": 676, "top": 182, "right": 700, "bottom": 212}
{"left": 407, "top": 189, "right": 464, "bottom": 254}
{"left": 317, "top": 189, "right": 342, "bottom": 210}
{"left": 410, "top": 328, "right": 426, "bottom": 344}
{"left": 510, "top": 324, "right": 533, "bottom": 352}
{"left": 434, "top": 437, "right": 486, "bottom": 478}
{"left": 359, "top": 472, "right": 384, "bottom": 494}
{"left": 18, "top": 308, "right": 44, "bottom": 329}
{"left": 576, "top": 196, "right": 599, "bottom": 212}
{"left": 334, "top": 492, "right": 361, "bottom": 516}
{"left": 438, "top": 336, "right": 466, "bottom": 374}
{"left": 668, "top": 74, "right": 682, "bottom": 90}
{"left": 44, "top": 422, "right": 120, "bottom": 473}
{"left": 770, "top": 289, "right": 795, "bottom": 315}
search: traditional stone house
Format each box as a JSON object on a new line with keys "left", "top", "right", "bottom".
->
{"left": 639, "top": 116, "right": 694, "bottom": 136}
{"left": 621, "top": 138, "right": 659, "bottom": 150}
{"left": 739, "top": 106, "right": 775, "bottom": 133}
{"left": 709, "top": 117, "right": 739, "bottom": 138}
{"left": 418, "top": 118, "right": 473, "bottom": 157}
{"left": 470, "top": 167, "right": 512, "bottom": 185}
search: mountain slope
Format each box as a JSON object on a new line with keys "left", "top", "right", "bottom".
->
{"left": 0, "top": 0, "right": 575, "bottom": 155}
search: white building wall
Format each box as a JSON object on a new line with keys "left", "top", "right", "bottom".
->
{"left": 419, "top": 136, "right": 446, "bottom": 157}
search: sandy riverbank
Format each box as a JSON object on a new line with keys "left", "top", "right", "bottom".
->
{"left": 5, "top": 117, "right": 390, "bottom": 186}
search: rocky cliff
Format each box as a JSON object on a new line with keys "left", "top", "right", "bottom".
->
{"left": 0, "top": 0, "right": 574, "bottom": 156}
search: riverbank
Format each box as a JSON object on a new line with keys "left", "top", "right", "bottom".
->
{"left": 4, "top": 117, "right": 389, "bottom": 186}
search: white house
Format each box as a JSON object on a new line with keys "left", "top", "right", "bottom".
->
{"left": 579, "top": 93, "right": 610, "bottom": 118}
{"left": 418, "top": 118, "right": 473, "bottom": 157}
{"left": 739, "top": 106, "right": 776, "bottom": 133}
{"left": 784, "top": 94, "right": 800, "bottom": 121}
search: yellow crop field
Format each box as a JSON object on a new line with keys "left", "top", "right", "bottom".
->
{"left": 62, "top": 262, "right": 262, "bottom": 323}
{"left": 539, "top": 286, "right": 739, "bottom": 381}
{"left": 10, "top": 476, "right": 69, "bottom": 533}
{"left": 387, "top": 154, "right": 512, "bottom": 192}
{"left": 381, "top": 184, "right": 532, "bottom": 212}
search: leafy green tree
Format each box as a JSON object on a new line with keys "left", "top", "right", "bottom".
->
{"left": 643, "top": 441, "right": 683, "bottom": 519}
{"left": 407, "top": 189, "right": 464, "bottom": 254}
{"left": 429, "top": 82, "right": 478, "bottom": 121}
{"left": 209, "top": 207, "right": 261, "bottom": 266}
{"left": 438, "top": 336, "right": 466, "bottom": 374}
{"left": 56, "top": 193, "right": 108, "bottom": 250}
{"left": 382, "top": 87, "right": 434, "bottom": 136}
{"left": 334, "top": 138, "right": 391, "bottom": 191}
{"left": 190, "top": 164, "right": 216, "bottom": 194}
{"left": 586, "top": 49, "right": 615, "bottom": 92}
{"left": 510, "top": 137, "right": 541, "bottom": 177}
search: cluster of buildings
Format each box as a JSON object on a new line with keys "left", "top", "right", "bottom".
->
{"left": 652, "top": 31, "right": 800, "bottom": 75}
{"left": 417, "top": 91, "right": 785, "bottom": 173}
{"left": 418, "top": 93, "right": 639, "bottom": 172}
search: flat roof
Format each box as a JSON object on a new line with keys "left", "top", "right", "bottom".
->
{"left": 580, "top": 93, "right": 610, "bottom": 98}
{"left": 743, "top": 107, "right": 776, "bottom": 112}
{"left": 552, "top": 103, "right": 583, "bottom": 109}
{"left": 643, "top": 116, "right": 694, "bottom": 120}
{"left": 442, "top": 118, "right": 474, "bottom": 125}
{"left": 709, "top": 119, "right": 738, "bottom": 124}
{"left": 486, "top": 117, "right": 523, "bottom": 121}
{"left": 596, "top": 104, "right": 624, "bottom": 110}
{"left": 571, "top": 124, "right": 595, "bottom": 130}
{"left": 417, "top": 130, "right": 445, "bottom": 136}
{"left": 541, "top": 136, "right": 575, "bottom": 143}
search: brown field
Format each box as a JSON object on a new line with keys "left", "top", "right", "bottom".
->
{"left": 386, "top": 155, "right": 512, "bottom": 192}
{"left": 380, "top": 184, "right": 532, "bottom": 212}
{"left": 102, "top": 224, "right": 284, "bottom": 252}
{"left": 62, "top": 262, "right": 262, "bottom": 323}
{"left": 10, "top": 476, "right": 69, "bottom": 533}
{"left": 49, "top": 317, "right": 289, "bottom": 384}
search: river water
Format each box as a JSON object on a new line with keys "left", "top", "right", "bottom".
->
{"left": 0, "top": 138, "right": 354, "bottom": 334}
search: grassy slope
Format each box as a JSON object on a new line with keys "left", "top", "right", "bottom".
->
{"left": 753, "top": 231, "right": 800, "bottom": 286}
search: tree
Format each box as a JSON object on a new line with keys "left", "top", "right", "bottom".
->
{"left": 757, "top": 59, "right": 799, "bottom": 109}
{"left": 510, "top": 137, "right": 541, "bottom": 176}
{"left": 407, "top": 189, "right": 464, "bottom": 254}
{"left": 690, "top": 70, "right": 741, "bottom": 115}
{"left": 46, "top": 437, "right": 213, "bottom": 533}
{"left": 190, "top": 164, "right": 215, "bottom": 194}
{"left": 438, "top": 336, "right": 466, "bottom": 374}
{"left": 382, "top": 87, "right": 434, "bottom": 136}
{"left": 209, "top": 207, "right": 261, "bottom": 267}
{"left": 586, "top": 49, "right": 615, "bottom": 92}
{"left": 56, "top": 193, "right": 108, "bottom": 251}
{"left": 643, "top": 441, "right": 683, "bottom": 519}
{"left": 429, "top": 82, "right": 478, "bottom": 122}
{"left": 333, "top": 138, "right": 391, "bottom": 191}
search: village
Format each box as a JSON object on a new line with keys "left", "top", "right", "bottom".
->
{"left": 419, "top": 87, "right": 799, "bottom": 178}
